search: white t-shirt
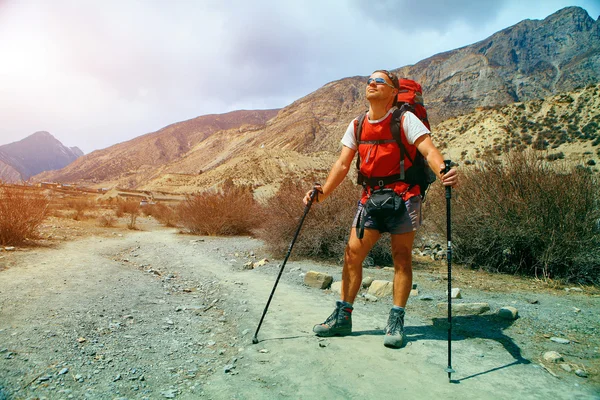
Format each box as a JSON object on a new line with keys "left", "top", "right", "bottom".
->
{"left": 341, "top": 107, "right": 430, "bottom": 150}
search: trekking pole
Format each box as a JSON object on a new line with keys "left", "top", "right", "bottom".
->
{"left": 252, "top": 185, "right": 320, "bottom": 344}
{"left": 443, "top": 160, "right": 455, "bottom": 382}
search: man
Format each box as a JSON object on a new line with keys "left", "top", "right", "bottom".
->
{"left": 303, "top": 70, "right": 458, "bottom": 348}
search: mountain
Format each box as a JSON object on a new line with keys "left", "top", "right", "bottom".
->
{"left": 33, "top": 7, "right": 600, "bottom": 194}
{"left": 0, "top": 131, "right": 83, "bottom": 183}
{"left": 33, "top": 110, "right": 280, "bottom": 187}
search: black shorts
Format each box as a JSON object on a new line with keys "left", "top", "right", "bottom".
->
{"left": 352, "top": 196, "right": 422, "bottom": 235}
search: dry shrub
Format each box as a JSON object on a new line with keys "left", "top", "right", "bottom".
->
{"left": 97, "top": 214, "right": 117, "bottom": 227}
{"left": 178, "top": 180, "right": 262, "bottom": 236}
{"left": 143, "top": 203, "right": 179, "bottom": 227}
{"left": 0, "top": 185, "right": 49, "bottom": 245}
{"left": 117, "top": 200, "right": 141, "bottom": 229}
{"left": 66, "top": 198, "right": 95, "bottom": 220}
{"left": 425, "top": 151, "right": 600, "bottom": 284}
{"left": 257, "top": 178, "right": 393, "bottom": 264}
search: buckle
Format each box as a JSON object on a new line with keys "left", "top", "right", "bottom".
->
{"left": 378, "top": 180, "right": 385, "bottom": 187}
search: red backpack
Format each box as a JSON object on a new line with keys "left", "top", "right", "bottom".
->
{"left": 355, "top": 78, "right": 436, "bottom": 198}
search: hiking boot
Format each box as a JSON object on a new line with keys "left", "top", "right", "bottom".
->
{"left": 313, "top": 301, "right": 353, "bottom": 337}
{"left": 384, "top": 308, "right": 405, "bottom": 348}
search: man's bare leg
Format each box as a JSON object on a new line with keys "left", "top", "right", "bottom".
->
{"left": 383, "top": 231, "right": 415, "bottom": 348}
{"left": 341, "top": 228, "right": 381, "bottom": 304}
{"left": 314, "top": 228, "right": 380, "bottom": 337}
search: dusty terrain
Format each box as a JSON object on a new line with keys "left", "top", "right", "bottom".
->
{"left": 0, "top": 218, "right": 599, "bottom": 399}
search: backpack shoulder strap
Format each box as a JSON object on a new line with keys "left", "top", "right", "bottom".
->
{"left": 354, "top": 113, "right": 367, "bottom": 173}
{"left": 390, "top": 107, "right": 415, "bottom": 180}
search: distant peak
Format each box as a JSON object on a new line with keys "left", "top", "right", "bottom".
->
{"left": 30, "top": 131, "right": 55, "bottom": 139}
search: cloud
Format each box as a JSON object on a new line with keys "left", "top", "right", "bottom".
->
{"left": 0, "top": 0, "right": 598, "bottom": 152}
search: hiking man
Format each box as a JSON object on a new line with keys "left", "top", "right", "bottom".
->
{"left": 303, "top": 69, "right": 458, "bottom": 348}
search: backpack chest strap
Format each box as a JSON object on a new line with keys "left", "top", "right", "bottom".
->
{"left": 357, "top": 139, "right": 397, "bottom": 145}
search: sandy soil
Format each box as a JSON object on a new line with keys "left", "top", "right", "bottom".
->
{"left": 0, "top": 221, "right": 599, "bottom": 399}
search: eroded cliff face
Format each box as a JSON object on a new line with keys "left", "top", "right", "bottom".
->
{"left": 398, "top": 6, "right": 600, "bottom": 124}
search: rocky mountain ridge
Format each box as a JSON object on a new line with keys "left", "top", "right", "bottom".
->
{"left": 0, "top": 131, "right": 83, "bottom": 183}
{"left": 32, "top": 6, "right": 600, "bottom": 194}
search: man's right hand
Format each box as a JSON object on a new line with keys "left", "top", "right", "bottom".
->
{"left": 303, "top": 184, "right": 323, "bottom": 205}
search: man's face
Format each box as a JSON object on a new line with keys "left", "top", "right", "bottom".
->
{"left": 365, "top": 72, "right": 397, "bottom": 103}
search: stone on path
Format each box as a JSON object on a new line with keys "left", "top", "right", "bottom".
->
{"left": 367, "top": 280, "right": 393, "bottom": 297}
{"left": 362, "top": 277, "right": 374, "bottom": 288}
{"left": 436, "top": 302, "right": 490, "bottom": 316}
{"left": 498, "top": 306, "right": 519, "bottom": 320}
{"left": 550, "top": 337, "right": 570, "bottom": 344}
{"left": 304, "top": 271, "right": 333, "bottom": 289}
{"left": 330, "top": 281, "right": 342, "bottom": 294}
{"left": 543, "top": 351, "right": 564, "bottom": 363}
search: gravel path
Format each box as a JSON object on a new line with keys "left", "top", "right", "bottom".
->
{"left": 0, "top": 228, "right": 598, "bottom": 399}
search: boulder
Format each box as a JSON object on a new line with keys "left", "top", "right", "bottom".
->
{"left": 367, "top": 280, "right": 393, "bottom": 297}
{"left": 304, "top": 271, "right": 333, "bottom": 289}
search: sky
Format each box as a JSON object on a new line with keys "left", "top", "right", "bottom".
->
{"left": 0, "top": 1, "right": 598, "bottom": 154}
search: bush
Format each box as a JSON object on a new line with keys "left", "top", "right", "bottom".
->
{"left": 0, "top": 185, "right": 49, "bottom": 245}
{"left": 144, "top": 203, "right": 179, "bottom": 227}
{"left": 425, "top": 151, "right": 600, "bottom": 284}
{"left": 118, "top": 200, "right": 140, "bottom": 229}
{"left": 257, "top": 178, "right": 393, "bottom": 265}
{"left": 178, "top": 180, "right": 262, "bottom": 236}
{"left": 97, "top": 214, "right": 117, "bottom": 227}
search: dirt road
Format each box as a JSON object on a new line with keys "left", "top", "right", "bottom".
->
{"left": 0, "top": 228, "right": 598, "bottom": 399}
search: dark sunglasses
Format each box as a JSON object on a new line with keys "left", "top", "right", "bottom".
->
{"left": 367, "top": 77, "right": 396, "bottom": 89}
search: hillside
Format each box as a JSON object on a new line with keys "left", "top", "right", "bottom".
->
{"left": 32, "top": 7, "right": 600, "bottom": 194}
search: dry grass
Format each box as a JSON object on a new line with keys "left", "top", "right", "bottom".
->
{"left": 425, "top": 150, "right": 600, "bottom": 284}
{"left": 178, "top": 180, "right": 262, "bottom": 236}
{"left": 0, "top": 184, "right": 49, "bottom": 245}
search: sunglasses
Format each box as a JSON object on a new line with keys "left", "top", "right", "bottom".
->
{"left": 367, "top": 77, "right": 396, "bottom": 89}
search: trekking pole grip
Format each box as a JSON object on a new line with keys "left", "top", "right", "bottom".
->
{"left": 309, "top": 183, "right": 321, "bottom": 205}
{"left": 443, "top": 160, "right": 452, "bottom": 200}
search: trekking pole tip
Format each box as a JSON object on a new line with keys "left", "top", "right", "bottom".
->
{"left": 252, "top": 337, "right": 259, "bottom": 344}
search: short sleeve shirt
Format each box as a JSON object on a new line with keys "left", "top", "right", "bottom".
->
{"left": 341, "top": 108, "right": 430, "bottom": 150}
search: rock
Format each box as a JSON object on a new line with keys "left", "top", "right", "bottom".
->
{"left": 568, "top": 287, "right": 583, "bottom": 292}
{"left": 364, "top": 294, "right": 378, "bottom": 302}
{"left": 420, "top": 296, "right": 434, "bottom": 301}
{"left": 410, "top": 289, "right": 419, "bottom": 297}
{"left": 161, "top": 389, "right": 178, "bottom": 398}
{"left": 436, "top": 302, "right": 490, "bottom": 316}
{"left": 575, "top": 369, "right": 588, "bottom": 378}
{"left": 4, "top": 247, "right": 15, "bottom": 251}
{"left": 367, "top": 280, "right": 393, "bottom": 297}
{"left": 361, "top": 277, "right": 374, "bottom": 288}
{"left": 58, "top": 367, "right": 69, "bottom": 375}
{"left": 243, "top": 261, "right": 254, "bottom": 270}
{"left": 382, "top": 267, "right": 394, "bottom": 272}
{"left": 242, "top": 329, "right": 250, "bottom": 336}
{"left": 304, "top": 271, "right": 333, "bottom": 289}
{"left": 449, "top": 288, "right": 461, "bottom": 299}
{"left": 543, "top": 351, "right": 563, "bottom": 363}
{"left": 573, "top": 307, "right": 581, "bottom": 313}
{"left": 223, "top": 364, "right": 236, "bottom": 373}
{"left": 559, "top": 363, "right": 572, "bottom": 372}
{"left": 550, "top": 337, "right": 570, "bottom": 344}
{"left": 255, "top": 259, "right": 269, "bottom": 267}
{"left": 330, "top": 281, "right": 342, "bottom": 294}
{"left": 38, "top": 375, "right": 52, "bottom": 382}
{"left": 498, "top": 306, "right": 519, "bottom": 320}
{"left": 259, "top": 349, "right": 269, "bottom": 353}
